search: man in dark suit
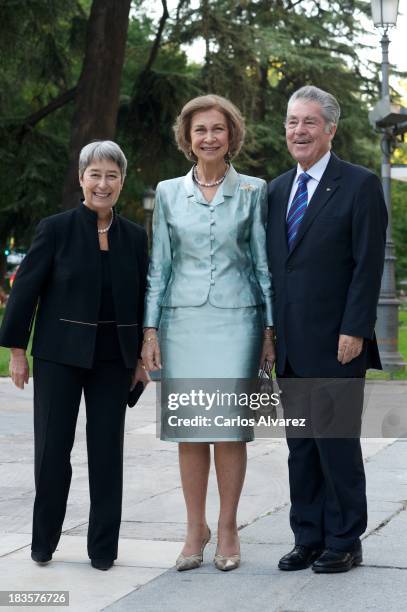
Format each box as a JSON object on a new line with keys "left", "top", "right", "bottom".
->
{"left": 267, "top": 86, "right": 387, "bottom": 573}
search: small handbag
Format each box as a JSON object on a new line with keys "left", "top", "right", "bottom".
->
{"left": 127, "top": 381, "right": 145, "bottom": 408}
{"left": 253, "top": 360, "right": 277, "bottom": 423}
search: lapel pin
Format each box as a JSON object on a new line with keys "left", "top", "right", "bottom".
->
{"left": 326, "top": 187, "right": 332, "bottom": 191}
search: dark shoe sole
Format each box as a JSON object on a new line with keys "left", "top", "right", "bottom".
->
{"left": 278, "top": 551, "right": 322, "bottom": 571}
{"left": 31, "top": 552, "right": 52, "bottom": 565}
{"left": 312, "top": 554, "right": 363, "bottom": 574}
{"left": 278, "top": 561, "right": 313, "bottom": 571}
{"left": 33, "top": 560, "right": 51, "bottom": 566}
{"left": 91, "top": 559, "right": 114, "bottom": 571}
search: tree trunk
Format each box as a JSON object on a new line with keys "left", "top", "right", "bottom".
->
{"left": 62, "top": 0, "right": 131, "bottom": 209}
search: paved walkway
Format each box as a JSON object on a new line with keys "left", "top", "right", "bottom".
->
{"left": 0, "top": 379, "right": 406, "bottom": 611}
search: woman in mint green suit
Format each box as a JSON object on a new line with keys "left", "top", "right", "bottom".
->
{"left": 142, "top": 95, "right": 275, "bottom": 572}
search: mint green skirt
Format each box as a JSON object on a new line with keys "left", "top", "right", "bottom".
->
{"left": 159, "top": 301, "right": 263, "bottom": 442}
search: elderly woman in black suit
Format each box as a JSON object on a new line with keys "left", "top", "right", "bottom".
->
{"left": 0, "top": 141, "right": 149, "bottom": 571}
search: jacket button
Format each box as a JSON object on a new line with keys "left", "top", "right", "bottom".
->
{"left": 210, "top": 280, "right": 215, "bottom": 285}
{"left": 211, "top": 265, "right": 216, "bottom": 271}
{"left": 287, "top": 266, "right": 293, "bottom": 272}
{"left": 210, "top": 220, "right": 215, "bottom": 225}
{"left": 210, "top": 250, "right": 214, "bottom": 256}
{"left": 210, "top": 235, "right": 215, "bottom": 241}
{"left": 210, "top": 206, "right": 215, "bottom": 212}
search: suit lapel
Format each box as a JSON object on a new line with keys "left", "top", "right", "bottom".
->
{"left": 288, "top": 153, "right": 342, "bottom": 257}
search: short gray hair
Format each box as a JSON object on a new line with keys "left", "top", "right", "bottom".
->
{"left": 79, "top": 140, "right": 127, "bottom": 179}
{"left": 287, "top": 86, "right": 341, "bottom": 132}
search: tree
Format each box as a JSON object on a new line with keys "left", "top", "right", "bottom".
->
{"left": 62, "top": 0, "right": 132, "bottom": 208}
{"left": 392, "top": 180, "right": 407, "bottom": 287}
{"left": 0, "top": 0, "right": 87, "bottom": 279}
{"left": 122, "top": 1, "right": 196, "bottom": 184}
{"left": 171, "top": 0, "right": 380, "bottom": 178}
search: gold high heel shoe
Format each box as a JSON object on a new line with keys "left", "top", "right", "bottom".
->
{"left": 175, "top": 527, "right": 211, "bottom": 571}
{"left": 214, "top": 545, "right": 241, "bottom": 571}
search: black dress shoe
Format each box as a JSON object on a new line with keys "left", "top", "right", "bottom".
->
{"left": 91, "top": 558, "right": 114, "bottom": 571}
{"left": 31, "top": 551, "right": 52, "bottom": 565}
{"left": 312, "top": 547, "right": 363, "bottom": 573}
{"left": 278, "top": 545, "right": 323, "bottom": 571}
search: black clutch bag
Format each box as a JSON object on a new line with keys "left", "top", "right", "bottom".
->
{"left": 127, "top": 381, "right": 145, "bottom": 408}
{"left": 254, "top": 360, "right": 277, "bottom": 423}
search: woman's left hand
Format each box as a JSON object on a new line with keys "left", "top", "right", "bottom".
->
{"left": 131, "top": 359, "right": 151, "bottom": 390}
{"left": 260, "top": 337, "right": 276, "bottom": 370}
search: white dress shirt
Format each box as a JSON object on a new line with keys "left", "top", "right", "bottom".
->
{"left": 286, "top": 150, "right": 331, "bottom": 217}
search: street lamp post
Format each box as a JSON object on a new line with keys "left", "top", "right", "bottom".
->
{"left": 142, "top": 187, "right": 155, "bottom": 249}
{"left": 370, "top": 0, "right": 404, "bottom": 371}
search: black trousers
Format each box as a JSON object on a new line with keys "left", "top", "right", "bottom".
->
{"left": 278, "top": 360, "right": 367, "bottom": 552}
{"left": 32, "top": 358, "right": 132, "bottom": 560}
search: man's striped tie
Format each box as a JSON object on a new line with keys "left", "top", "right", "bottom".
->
{"left": 286, "top": 172, "right": 311, "bottom": 250}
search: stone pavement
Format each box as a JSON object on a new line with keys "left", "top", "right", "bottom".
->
{"left": 0, "top": 379, "right": 406, "bottom": 612}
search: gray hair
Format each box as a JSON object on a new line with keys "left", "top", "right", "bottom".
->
{"left": 79, "top": 140, "right": 127, "bottom": 179}
{"left": 287, "top": 86, "right": 341, "bottom": 132}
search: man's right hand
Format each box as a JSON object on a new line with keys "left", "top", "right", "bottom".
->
{"left": 10, "top": 348, "right": 29, "bottom": 389}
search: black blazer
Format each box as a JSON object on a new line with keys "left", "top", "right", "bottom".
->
{"left": 267, "top": 153, "right": 388, "bottom": 377}
{"left": 0, "top": 203, "right": 148, "bottom": 369}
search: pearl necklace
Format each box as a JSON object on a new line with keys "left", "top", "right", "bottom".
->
{"left": 97, "top": 209, "right": 113, "bottom": 234}
{"left": 193, "top": 164, "right": 229, "bottom": 187}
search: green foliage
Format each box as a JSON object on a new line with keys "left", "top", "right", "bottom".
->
{"left": 0, "top": 0, "right": 86, "bottom": 243}
{"left": 392, "top": 180, "right": 407, "bottom": 287}
{"left": 0, "top": 0, "right": 86, "bottom": 111}
{"left": 366, "top": 307, "right": 407, "bottom": 379}
{"left": 166, "top": 0, "right": 380, "bottom": 179}
{"left": 116, "top": 13, "right": 199, "bottom": 219}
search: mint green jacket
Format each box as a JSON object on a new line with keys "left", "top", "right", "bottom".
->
{"left": 143, "top": 165, "right": 273, "bottom": 328}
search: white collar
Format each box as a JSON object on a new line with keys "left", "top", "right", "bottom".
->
{"left": 295, "top": 150, "right": 331, "bottom": 183}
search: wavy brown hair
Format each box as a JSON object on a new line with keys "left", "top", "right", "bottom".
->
{"left": 173, "top": 94, "right": 246, "bottom": 162}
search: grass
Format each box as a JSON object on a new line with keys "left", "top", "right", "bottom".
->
{"left": 0, "top": 308, "right": 405, "bottom": 378}
{"left": 366, "top": 307, "right": 407, "bottom": 380}
{"left": 399, "top": 309, "right": 407, "bottom": 361}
